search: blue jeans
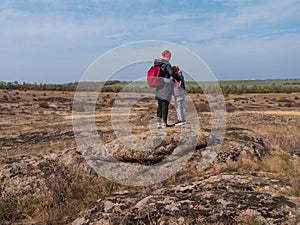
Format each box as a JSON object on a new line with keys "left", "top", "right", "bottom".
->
{"left": 175, "top": 95, "right": 186, "bottom": 122}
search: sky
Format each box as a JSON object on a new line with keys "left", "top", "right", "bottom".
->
{"left": 0, "top": 0, "right": 300, "bottom": 83}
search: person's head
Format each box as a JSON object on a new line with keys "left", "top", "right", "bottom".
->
{"left": 161, "top": 50, "right": 171, "bottom": 61}
{"left": 172, "top": 65, "right": 180, "bottom": 73}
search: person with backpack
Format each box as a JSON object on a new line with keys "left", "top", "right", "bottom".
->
{"left": 153, "top": 50, "right": 181, "bottom": 129}
{"left": 172, "top": 66, "right": 187, "bottom": 126}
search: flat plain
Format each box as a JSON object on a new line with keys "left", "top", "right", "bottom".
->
{"left": 0, "top": 89, "right": 300, "bottom": 224}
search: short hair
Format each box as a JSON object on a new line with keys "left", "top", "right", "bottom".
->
{"left": 161, "top": 50, "right": 171, "bottom": 57}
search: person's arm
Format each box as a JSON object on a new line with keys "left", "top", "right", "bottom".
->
{"left": 166, "top": 64, "right": 181, "bottom": 82}
{"left": 180, "top": 72, "right": 185, "bottom": 89}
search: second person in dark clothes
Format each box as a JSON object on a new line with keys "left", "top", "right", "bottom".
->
{"left": 154, "top": 50, "right": 181, "bottom": 129}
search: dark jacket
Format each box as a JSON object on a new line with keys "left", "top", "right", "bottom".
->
{"left": 154, "top": 58, "right": 180, "bottom": 102}
{"left": 154, "top": 58, "right": 180, "bottom": 82}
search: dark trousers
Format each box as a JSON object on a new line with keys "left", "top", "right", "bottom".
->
{"left": 157, "top": 99, "right": 169, "bottom": 123}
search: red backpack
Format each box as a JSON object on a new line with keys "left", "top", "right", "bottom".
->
{"left": 147, "top": 65, "right": 163, "bottom": 87}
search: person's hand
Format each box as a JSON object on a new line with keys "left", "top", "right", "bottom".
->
{"left": 177, "top": 80, "right": 182, "bottom": 86}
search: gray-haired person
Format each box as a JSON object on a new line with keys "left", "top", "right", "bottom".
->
{"left": 154, "top": 50, "right": 181, "bottom": 129}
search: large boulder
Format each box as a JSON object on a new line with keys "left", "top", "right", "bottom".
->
{"left": 213, "top": 127, "right": 269, "bottom": 163}
{"left": 0, "top": 127, "right": 269, "bottom": 203}
{"left": 188, "top": 127, "right": 269, "bottom": 172}
{"left": 0, "top": 149, "right": 98, "bottom": 202}
{"left": 72, "top": 172, "right": 299, "bottom": 225}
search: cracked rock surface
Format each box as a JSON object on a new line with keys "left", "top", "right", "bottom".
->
{"left": 72, "top": 172, "right": 299, "bottom": 225}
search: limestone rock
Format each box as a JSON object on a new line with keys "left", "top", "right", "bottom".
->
{"left": 217, "top": 127, "right": 269, "bottom": 162}
{"left": 72, "top": 172, "right": 299, "bottom": 225}
{"left": 0, "top": 149, "right": 98, "bottom": 202}
{"left": 0, "top": 127, "right": 268, "bottom": 203}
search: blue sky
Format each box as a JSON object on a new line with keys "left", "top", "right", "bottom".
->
{"left": 0, "top": 0, "right": 300, "bottom": 83}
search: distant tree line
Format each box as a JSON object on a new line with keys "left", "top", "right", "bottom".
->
{"left": 1, "top": 80, "right": 300, "bottom": 94}
{"left": 0, "top": 80, "right": 121, "bottom": 92}
{"left": 97, "top": 83, "right": 300, "bottom": 94}
{"left": 0, "top": 81, "right": 79, "bottom": 91}
{"left": 219, "top": 84, "right": 300, "bottom": 94}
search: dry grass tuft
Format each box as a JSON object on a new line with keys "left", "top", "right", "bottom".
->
{"left": 39, "top": 101, "right": 49, "bottom": 108}
{"left": 0, "top": 176, "right": 123, "bottom": 224}
{"left": 209, "top": 147, "right": 300, "bottom": 197}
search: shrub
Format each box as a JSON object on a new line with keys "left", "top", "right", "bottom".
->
{"left": 39, "top": 101, "right": 49, "bottom": 108}
{"left": 0, "top": 200, "right": 17, "bottom": 221}
{"left": 283, "top": 102, "right": 292, "bottom": 107}
{"left": 108, "top": 99, "right": 115, "bottom": 107}
{"left": 276, "top": 97, "right": 284, "bottom": 102}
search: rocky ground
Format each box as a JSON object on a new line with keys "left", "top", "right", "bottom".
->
{"left": 0, "top": 89, "right": 300, "bottom": 224}
{"left": 73, "top": 172, "right": 299, "bottom": 225}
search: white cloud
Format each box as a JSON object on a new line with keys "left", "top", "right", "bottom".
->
{"left": 0, "top": 0, "right": 299, "bottom": 82}
{"left": 188, "top": 32, "right": 300, "bottom": 79}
